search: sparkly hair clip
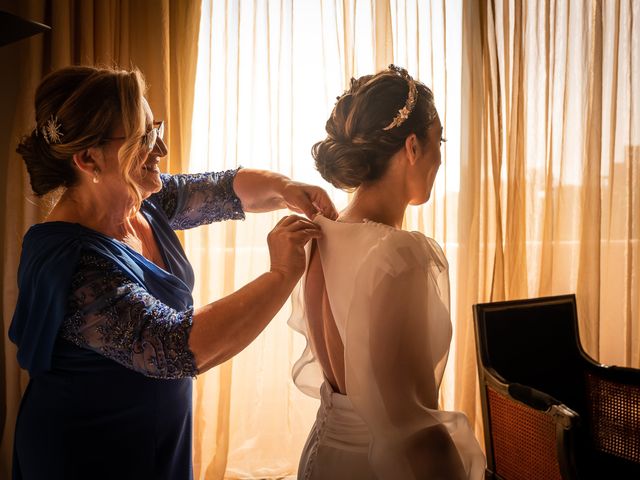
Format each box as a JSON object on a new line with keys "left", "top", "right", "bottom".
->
{"left": 40, "top": 115, "right": 64, "bottom": 144}
{"left": 382, "top": 65, "right": 418, "bottom": 131}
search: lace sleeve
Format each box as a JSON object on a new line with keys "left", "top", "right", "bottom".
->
{"left": 60, "top": 252, "right": 198, "bottom": 379}
{"left": 149, "top": 169, "right": 245, "bottom": 230}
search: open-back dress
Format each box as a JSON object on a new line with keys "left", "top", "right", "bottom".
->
{"left": 289, "top": 215, "right": 486, "bottom": 480}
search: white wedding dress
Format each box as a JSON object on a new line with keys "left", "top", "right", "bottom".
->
{"left": 289, "top": 215, "right": 486, "bottom": 480}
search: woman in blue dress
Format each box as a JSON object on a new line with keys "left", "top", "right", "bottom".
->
{"left": 9, "top": 65, "right": 337, "bottom": 480}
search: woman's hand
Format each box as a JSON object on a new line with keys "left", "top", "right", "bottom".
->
{"left": 281, "top": 180, "right": 339, "bottom": 220}
{"left": 267, "top": 215, "right": 322, "bottom": 281}
{"left": 191, "top": 214, "right": 322, "bottom": 371}
{"left": 233, "top": 169, "right": 338, "bottom": 220}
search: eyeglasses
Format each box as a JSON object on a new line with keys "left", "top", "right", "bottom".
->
{"left": 104, "top": 121, "right": 164, "bottom": 152}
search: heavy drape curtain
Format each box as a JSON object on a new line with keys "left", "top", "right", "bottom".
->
{"left": 0, "top": 1, "right": 201, "bottom": 477}
{"left": 189, "top": 0, "right": 639, "bottom": 478}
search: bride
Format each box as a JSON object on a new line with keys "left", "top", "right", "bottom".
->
{"left": 289, "top": 65, "right": 486, "bottom": 479}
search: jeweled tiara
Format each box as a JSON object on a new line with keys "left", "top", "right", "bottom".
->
{"left": 382, "top": 65, "right": 417, "bottom": 131}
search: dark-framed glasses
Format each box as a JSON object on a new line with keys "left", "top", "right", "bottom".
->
{"left": 105, "top": 120, "right": 164, "bottom": 152}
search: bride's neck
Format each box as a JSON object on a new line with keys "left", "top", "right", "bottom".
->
{"left": 339, "top": 182, "right": 407, "bottom": 229}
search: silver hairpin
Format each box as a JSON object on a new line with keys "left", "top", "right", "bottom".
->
{"left": 41, "top": 115, "right": 64, "bottom": 144}
{"left": 382, "top": 65, "right": 418, "bottom": 131}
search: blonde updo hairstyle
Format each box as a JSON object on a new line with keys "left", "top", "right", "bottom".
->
{"left": 313, "top": 67, "right": 438, "bottom": 190}
{"left": 16, "top": 65, "right": 148, "bottom": 212}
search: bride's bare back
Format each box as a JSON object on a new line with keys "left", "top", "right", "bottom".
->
{"left": 304, "top": 240, "right": 346, "bottom": 394}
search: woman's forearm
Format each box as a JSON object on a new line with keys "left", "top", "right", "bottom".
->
{"left": 189, "top": 270, "right": 297, "bottom": 372}
{"left": 232, "top": 168, "right": 339, "bottom": 219}
{"left": 232, "top": 168, "right": 288, "bottom": 212}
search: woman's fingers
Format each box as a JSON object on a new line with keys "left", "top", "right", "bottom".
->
{"left": 290, "top": 192, "right": 317, "bottom": 220}
{"left": 267, "top": 215, "right": 322, "bottom": 280}
{"left": 282, "top": 182, "right": 338, "bottom": 220}
{"left": 275, "top": 214, "right": 320, "bottom": 231}
{"left": 289, "top": 228, "right": 323, "bottom": 241}
{"left": 309, "top": 190, "right": 338, "bottom": 220}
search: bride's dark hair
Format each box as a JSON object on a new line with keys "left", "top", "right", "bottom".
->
{"left": 312, "top": 67, "right": 437, "bottom": 190}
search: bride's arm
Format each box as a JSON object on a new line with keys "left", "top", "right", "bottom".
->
{"left": 345, "top": 252, "right": 485, "bottom": 479}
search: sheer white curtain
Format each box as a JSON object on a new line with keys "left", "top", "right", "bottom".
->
{"left": 187, "top": 0, "right": 461, "bottom": 478}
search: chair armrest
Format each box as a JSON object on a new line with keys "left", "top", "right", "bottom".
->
{"left": 508, "top": 383, "right": 561, "bottom": 410}
{"left": 483, "top": 371, "right": 577, "bottom": 418}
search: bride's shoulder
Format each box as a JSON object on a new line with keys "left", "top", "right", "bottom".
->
{"left": 365, "top": 228, "right": 448, "bottom": 278}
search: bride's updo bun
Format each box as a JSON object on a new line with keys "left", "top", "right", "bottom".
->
{"left": 312, "top": 66, "right": 437, "bottom": 190}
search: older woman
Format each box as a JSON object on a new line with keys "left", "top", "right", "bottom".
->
{"left": 10, "top": 65, "right": 337, "bottom": 480}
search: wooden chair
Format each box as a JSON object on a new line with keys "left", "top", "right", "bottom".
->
{"left": 473, "top": 294, "right": 640, "bottom": 480}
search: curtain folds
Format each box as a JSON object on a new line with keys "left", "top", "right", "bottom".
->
{"left": 456, "top": 0, "right": 640, "bottom": 439}
{"left": 0, "top": 1, "right": 201, "bottom": 476}
{"left": 189, "top": 1, "right": 461, "bottom": 477}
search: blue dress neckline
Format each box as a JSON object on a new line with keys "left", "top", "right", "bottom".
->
{"left": 35, "top": 207, "right": 178, "bottom": 282}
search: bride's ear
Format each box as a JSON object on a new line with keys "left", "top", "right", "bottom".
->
{"left": 404, "top": 133, "right": 419, "bottom": 165}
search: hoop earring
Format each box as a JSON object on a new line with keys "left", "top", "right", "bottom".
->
{"left": 93, "top": 168, "right": 100, "bottom": 184}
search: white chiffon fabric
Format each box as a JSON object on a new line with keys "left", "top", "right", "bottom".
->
{"left": 289, "top": 216, "right": 486, "bottom": 479}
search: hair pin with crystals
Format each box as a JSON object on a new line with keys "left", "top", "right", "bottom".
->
{"left": 41, "top": 115, "right": 64, "bottom": 144}
{"left": 382, "top": 65, "right": 418, "bottom": 131}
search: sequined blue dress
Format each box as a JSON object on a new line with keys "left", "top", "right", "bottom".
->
{"left": 9, "top": 170, "right": 244, "bottom": 480}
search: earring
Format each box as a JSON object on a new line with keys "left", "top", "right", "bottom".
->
{"left": 93, "top": 168, "right": 100, "bottom": 184}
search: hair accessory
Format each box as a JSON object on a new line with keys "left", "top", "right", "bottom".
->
{"left": 41, "top": 115, "right": 64, "bottom": 144}
{"left": 382, "top": 65, "right": 418, "bottom": 131}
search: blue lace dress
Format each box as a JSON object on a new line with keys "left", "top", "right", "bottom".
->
{"left": 9, "top": 170, "right": 244, "bottom": 480}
